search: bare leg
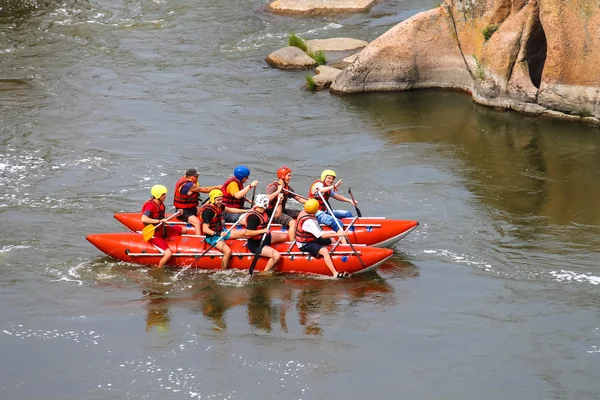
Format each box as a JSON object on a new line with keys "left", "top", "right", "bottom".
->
{"left": 157, "top": 248, "right": 173, "bottom": 269}
{"left": 287, "top": 219, "right": 297, "bottom": 242}
{"left": 216, "top": 241, "right": 232, "bottom": 270}
{"left": 188, "top": 215, "right": 201, "bottom": 237}
{"left": 228, "top": 229, "right": 246, "bottom": 240}
{"left": 261, "top": 246, "right": 281, "bottom": 272}
{"left": 318, "top": 247, "right": 338, "bottom": 276}
{"left": 270, "top": 231, "right": 289, "bottom": 244}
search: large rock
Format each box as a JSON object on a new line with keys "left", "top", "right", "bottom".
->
{"left": 331, "top": 0, "right": 600, "bottom": 123}
{"left": 306, "top": 38, "right": 369, "bottom": 52}
{"left": 266, "top": 46, "right": 317, "bottom": 70}
{"left": 266, "top": 0, "right": 377, "bottom": 16}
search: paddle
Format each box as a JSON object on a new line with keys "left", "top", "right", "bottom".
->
{"left": 348, "top": 187, "right": 362, "bottom": 217}
{"left": 173, "top": 211, "right": 249, "bottom": 279}
{"left": 317, "top": 191, "right": 365, "bottom": 268}
{"left": 282, "top": 187, "right": 308, "bottom": 200}
{"left": 330, "top": 216, "right": 359, "bottom": 253}
{"left": 142, "top": 211, "right": 182, "bottom": 242}
{"left": 250, "top": 186, "right": 256, "bottom": 206}
{"left": 248, "top": 195, "right": 282, "bottom": 276}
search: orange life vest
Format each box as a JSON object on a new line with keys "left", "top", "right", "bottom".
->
{"left": 308, "top": 179, "right": 330, "bottom": 212}
{"left": 141, "top": 199, "right": 165, "bottom": 226}
{"left": 221, "top": 176, "right": 245, "bottom": 209}
{"left": 266, "top": 180, "right": 291, "bottom": 211}
{"left": 199, "top": 203, "right": 224, "bottom": 235}
{"left": 244, "top": 208, "right": 268, "bottom": 241}
{"left": 295, "top": 211, "right": 318, "bottom": 244}
{"left": 173, "top": 176, "right": 199, "bottom": 209}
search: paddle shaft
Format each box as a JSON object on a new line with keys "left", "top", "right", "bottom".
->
{"left": 174, "top": 211, "right": 249, "bottom": 279}
{"left": 348, "top": 187, "right": 362, "bottom": 217}
{"left": 282, "top": 188, "right": 308, "bottom": 200}
{"left": 317, "top": 191, "right": 365, "bottom": 268}
{"left": 330, "top": 216, "right": 359, "bottom": 253}
{"left": 248, "top": 195, "right": 282, "bottom": 276}
{"left": 142, "top": 211, "right": 182, "bottom": 241}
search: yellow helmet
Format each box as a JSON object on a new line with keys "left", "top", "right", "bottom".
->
{"left": 321, "top": 169, "right": 336, "bottom": 181}
{"left": 209, "top": 189, "right": 223, "bottom": 203}
{"left": 304, "top": 199, "right": 319, "bottom": 214}
{"left": 151, "top": 184, "right": 168, "bottom": 199}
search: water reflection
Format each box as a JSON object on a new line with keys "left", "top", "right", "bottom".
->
{"left": 106, "top": 258, "right": 416, "bottom": 336}
{"left": 352, "top": 91, "right": 600, "bottom": 222}
{"left": 342, "top": 91, "right": 600, "bottom": 248}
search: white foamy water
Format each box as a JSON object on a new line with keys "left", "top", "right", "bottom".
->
{"left": 1, "top": 324, "right": 102, "bottom": 345}
{"left": 0, "top": 245, "right": 30, "bottom": 254}
{"left": 549, "top": 270, "right": 600, "bottom": 285}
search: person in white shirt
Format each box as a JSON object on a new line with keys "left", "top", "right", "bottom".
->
{"left": 295, "top": 199, "right": 350, "bottom": 278}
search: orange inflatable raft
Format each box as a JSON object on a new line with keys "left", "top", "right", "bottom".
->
{"left": 113, "top": 212, "right": 418, "bottom": 248}
{"left": 86, "top": 232, "right": 394, "bottom": 276}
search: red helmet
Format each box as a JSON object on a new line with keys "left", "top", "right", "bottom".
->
{"left": 277, "top": 166, "right": 292, "bottom": 180}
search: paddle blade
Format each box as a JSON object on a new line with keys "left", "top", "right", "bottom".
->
{"left": 355, "top": 206, "right": 363, "bottom": 218}
{"left": 142, "top": 224, "right": 156, "bottom": 241}
{"left": 248, "top": 252, "right": 260, "bottom": 276}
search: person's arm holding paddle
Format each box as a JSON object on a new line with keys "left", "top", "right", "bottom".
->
{"left": 266, "top": 183, "right": 284, "bottom": 217}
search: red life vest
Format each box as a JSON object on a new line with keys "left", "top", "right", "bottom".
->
{"left": 267, "top": 180, "right": 291, "bottom": 211}
{"left": 199, "top": 203, "right": 224, "bottom": 235}
{"left": 295, "top": 211, "right": 318, "bottom": 244}
{"left": 308, "top": 179, "right": 330, "bottom": 212}
{"left": 173, "top": 176, "right": 199, "bottom": 209}
{"left": 142, "top": 199, "right": 165, "bottom": 226}
{"left": 244, "top": 208, "right": 268, "bottom": 240}
{"left": 221, "top": 176, "right": 245, "bottom": 209}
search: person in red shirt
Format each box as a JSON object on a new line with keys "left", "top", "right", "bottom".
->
{"left": 141, "top": 185, "right": 188, "bottom": 268}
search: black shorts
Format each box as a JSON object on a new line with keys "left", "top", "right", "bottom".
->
{"left": 298, "top": 237, "right": 332, "bottom": 257}
{"left": 247, "top": 233, "right": 272, "bottom": 254}
{"left": 177, "top": 208, "right": 198, "bottom": 223}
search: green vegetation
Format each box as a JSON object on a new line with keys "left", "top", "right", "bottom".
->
{"left": 288, "top": 33, "right": 326, "bottom": 65}
{"left": 472, "top": 55, "right": 484, "bottom": 80}
{"left": 482, "top": 24, "right": 499, "bottom": 41}
{"left": 288, "top": 33, "right": 308, "bottom": 52}
{"left": 576, "top": 108, "right": 593, "bottom": 118}
{"left": 305, "top": 75, "right": 317, "bottom": 92}
{"left": 309, "top": 50, "right": 327, "bottom": 66}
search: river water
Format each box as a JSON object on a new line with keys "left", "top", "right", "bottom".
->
{"left": 1, "top": 0, "right": 600, "bottom": 399}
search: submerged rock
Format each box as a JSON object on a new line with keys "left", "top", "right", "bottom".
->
{"left": 312, "top": 66, "right": 343, "bottom": 90}
{"left": 266, "top": 0, "right": 377, "bottom": 16}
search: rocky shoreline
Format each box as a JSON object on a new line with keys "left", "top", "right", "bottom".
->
{"left": 265, "top": 0, "right": 600, "bottom": 126}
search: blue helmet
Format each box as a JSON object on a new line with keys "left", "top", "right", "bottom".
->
{"left": 234, "top": 165, "right": 250, "bottom": 180}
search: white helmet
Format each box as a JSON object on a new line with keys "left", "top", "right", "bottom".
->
{"left": 255, "top": 194, "right": 269, "bottom": 208}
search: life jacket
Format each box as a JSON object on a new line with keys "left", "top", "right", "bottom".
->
{"left": 244, "top": 208, "right": 268, "bottom": 241}
{"left": 267, "top": 180, "right": 290, "bottom": 211}
{"left": 221, "top": 176, "right": 245, "bottom": 209}
{"left": 199, "top": 203, "right": 223, "bottom": 235}
{"left": 308, "top": 179, "right": 330, "bottom": 212}
{"left": 173, "top": 176, "right": 199, "bottom": 209}
{"left": 142, "top": 199, "right": 165, "bottom": 226}
{"left": 295, "top": 211, "right": 318, "bottom": 244}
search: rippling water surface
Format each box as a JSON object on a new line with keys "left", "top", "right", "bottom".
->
{"left": 1, "top": 0, "right": 600, "bottom": 399}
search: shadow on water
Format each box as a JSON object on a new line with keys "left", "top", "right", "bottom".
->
{"left": 89, "top": 255, "right": 418, "bottom": 335}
